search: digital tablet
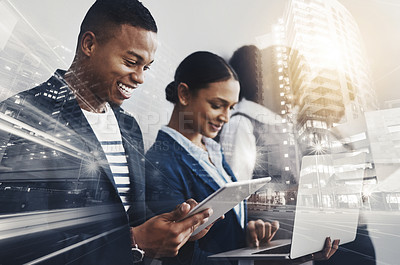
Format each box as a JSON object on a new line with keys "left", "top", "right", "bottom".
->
{"left": 186, "top": 177, "right": 271, "bottom": 236}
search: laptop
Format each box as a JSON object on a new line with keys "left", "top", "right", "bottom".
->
{"left": 209, "top": 152, "right": 366, "bottom": 262}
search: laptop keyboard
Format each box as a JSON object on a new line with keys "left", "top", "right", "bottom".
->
{"left": 253, "top": 244, "right": 291, "bottom": 255}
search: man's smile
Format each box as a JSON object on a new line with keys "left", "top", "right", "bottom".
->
{"left": 117, "top": 81, "right": 136, "bottom": 99}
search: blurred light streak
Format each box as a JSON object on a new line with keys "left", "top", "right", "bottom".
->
{"left": 375, "top": 64, "right": 400, "bottom": 82}
{"left": 25, "top": 225, "right": 125, "bottom": 265}
{"left": 5, "top": 0, "right": 69, "bottom": 68}
{"left": 0, "top": 206, "right": 123, "bottom": 241}
{"left": 0, "top": 112, "right": 90, "bottom": 159}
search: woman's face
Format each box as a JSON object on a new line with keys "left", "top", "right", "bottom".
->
{"left": 182, "top": 78, "right": 240, "bottom": 139}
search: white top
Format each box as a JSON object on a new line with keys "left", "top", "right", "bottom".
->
{"left": 220, "top": 98, "right": 280, "bottom": 181}
{"left": 82, "top": 104, "right": 131, "bottom": 212}
{"left": 161, "top": 125, "right": 245, "bottom": 228}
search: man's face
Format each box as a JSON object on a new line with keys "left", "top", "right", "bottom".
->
{"left": 86, "top": 24, "right": 157, "bottom": 106}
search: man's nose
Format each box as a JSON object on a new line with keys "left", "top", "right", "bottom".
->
{"left": 130, "top": 69, "right": 144, "bottom": 84}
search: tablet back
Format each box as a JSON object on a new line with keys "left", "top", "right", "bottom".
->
{"left": 190, "top": 177, "right": 271, "bottom": 236}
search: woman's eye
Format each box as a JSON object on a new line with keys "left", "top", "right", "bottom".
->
{"left": 211, "top": 104, "right": 221, "bottom": 109}
{"left": 230, "top": 105, "right": 236, "bottom": 110}
{"left": 144, "top": 65, "right": 151, "bottom": 71}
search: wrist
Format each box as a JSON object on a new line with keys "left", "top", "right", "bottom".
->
{"left": 130, "top": 227, "right": 145, "bottom": 263}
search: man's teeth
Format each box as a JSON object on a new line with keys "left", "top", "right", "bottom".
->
{"left": 118, "top": 82, "right": 133, "bottom": 93}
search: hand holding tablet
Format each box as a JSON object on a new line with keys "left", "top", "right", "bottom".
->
{"left": 184, "top": 177, "right": 271, "bottom": 236}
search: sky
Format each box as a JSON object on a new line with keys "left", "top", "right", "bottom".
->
{"left": 338, "top": 0, "right": 400, "bottom": 106}
{"left": 6, "top": 0, "right": 400, "bottom": 107}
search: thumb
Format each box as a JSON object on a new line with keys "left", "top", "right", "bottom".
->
{"left": 167, "top": 202, "right": 191, "bottom": 222}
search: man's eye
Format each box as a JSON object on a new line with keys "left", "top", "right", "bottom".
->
{"left": 211, "top": 104, "right": 221, "bottom": 109}
{"left": 230, "top": 105, "right": 236, "bottom": 110}
{"left": 125, "top": 60, "right": 137, "bottom": 66}
{"left": 144, "top": 65, "right": 151, "bottom": 71}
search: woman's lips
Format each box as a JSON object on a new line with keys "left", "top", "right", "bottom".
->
{"left": 209, "top": 122, "right": 222, "bottom": 132}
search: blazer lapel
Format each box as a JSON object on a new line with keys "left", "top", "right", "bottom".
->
{"left": 159, "top": 131, "right": 246, "bottom": 228}
{"left": 159, "top": 131, "right": 221, "bottom": 193}
{"left": 182, "top": 154, "right": 221, "bottom": 192}
{"left": 113, "top": 107, "right": 146, "bottom": 225}
{"left": 223, "top": 150, "right": 247, "bottom": 226}
{"left": 222, "top": 155, "right": 237, "bottom": 182}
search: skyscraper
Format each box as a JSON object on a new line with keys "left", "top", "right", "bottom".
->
{"left": 268, "top": 0, "right": 379, "bottom": 156}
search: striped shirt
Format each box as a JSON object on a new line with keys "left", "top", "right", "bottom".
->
{"left": 82, "top": 104, "right": 131, "bottom": 211}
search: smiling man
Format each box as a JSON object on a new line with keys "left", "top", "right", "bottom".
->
{"left": 0, "top": 0, "right": 212, "bottom": 264}
{"left": 65, "top": 16, "right": 158, "bottom": 111}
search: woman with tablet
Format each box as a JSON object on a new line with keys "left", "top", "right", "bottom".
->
{"left": 144, "top": 51, "right": 338, "bottom": 265}
{"left": 145, "top": 51, "right": 277, "bottom": 265}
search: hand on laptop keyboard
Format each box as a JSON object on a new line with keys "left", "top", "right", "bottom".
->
{"left": 246, "top": 220, "right": 280, "bottom": 247}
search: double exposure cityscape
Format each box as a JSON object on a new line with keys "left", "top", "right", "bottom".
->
{"left": 0, "top": 0, "right": 399, "bottom": 264}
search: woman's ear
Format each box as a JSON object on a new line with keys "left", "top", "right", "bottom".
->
{"left": 177, "top": 82, "right": 190, "bottom": 106}
{"left": 80, "top": 31, "right": 97, "bottom": 57}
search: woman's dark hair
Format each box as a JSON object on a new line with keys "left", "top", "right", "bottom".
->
{"left": 78, "top": 0, "right": 157, "bottom": 44}
{"left": 165, "top": 51, "right": 238, "bottom": 104}
{"left": 229, "top": 45, "right": 263, "bottom": 102}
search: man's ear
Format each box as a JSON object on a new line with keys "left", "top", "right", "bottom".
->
{"left": 80, "top": 31, "right": 97, "bottom": 57}
{"left": 177, "top": 83, "right": 190, "bottom": 106}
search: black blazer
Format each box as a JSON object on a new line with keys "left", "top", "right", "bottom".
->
{"left": 0, "top": 70, "right": 145, "bottom": 264}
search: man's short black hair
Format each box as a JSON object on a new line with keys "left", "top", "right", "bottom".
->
{"left": 78, "top": 0, "right": 157, "bottom": 43}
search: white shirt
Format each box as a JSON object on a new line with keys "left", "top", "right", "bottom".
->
{"left": 220, "top": 98, "right": 280, "bottom": 181}
{"left": 82, "top": 104, "right": 131, "bottom": 211}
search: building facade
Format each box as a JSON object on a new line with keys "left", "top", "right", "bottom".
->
{"left": 271, "top": 0, "right": 378, "bottom": 157}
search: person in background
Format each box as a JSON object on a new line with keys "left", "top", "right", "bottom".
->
{"left": 145, "top": 51, "right": 339, "bottom": 265}
{"left": 0, "top": 1, "right": 211, "bottom": 264}
{"left": 219, "top": 45, "right": 286, "bottom": 183}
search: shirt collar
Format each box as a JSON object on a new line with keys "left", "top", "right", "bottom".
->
{"left": 161, "top": 125, "right": 221, "bottom": 163}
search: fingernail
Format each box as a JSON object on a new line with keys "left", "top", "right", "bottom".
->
{"left": 208, "top": 209, "right": 213, "bottom": 216}
{"left": 180, "top": 203, "right": 188, "bottom": 211}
